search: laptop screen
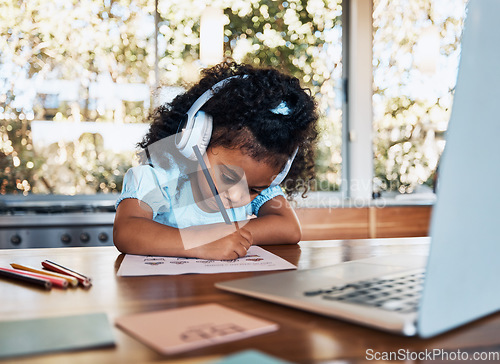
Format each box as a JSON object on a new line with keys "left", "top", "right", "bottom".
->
{"left": 418, "top": 0, "right": 500, "bottom": 338}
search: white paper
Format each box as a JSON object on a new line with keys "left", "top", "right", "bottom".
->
{"left": 117, "top": 246, "right": 296, "bottom": 276}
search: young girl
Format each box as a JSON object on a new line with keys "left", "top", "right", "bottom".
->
{"left": 113, "top": 62, "right": 318, "bottom": 260}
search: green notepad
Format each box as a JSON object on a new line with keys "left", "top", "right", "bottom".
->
{"left": 0, "top": 312, "right": 115, "bottom": 359}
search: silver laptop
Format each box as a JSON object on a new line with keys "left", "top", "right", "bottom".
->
{"left": 216, "top": 0, "right": 500, "bottom": 338}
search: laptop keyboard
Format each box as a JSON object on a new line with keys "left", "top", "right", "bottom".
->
{"left": 303, "top": 270, "right": 425, "bottom": 314}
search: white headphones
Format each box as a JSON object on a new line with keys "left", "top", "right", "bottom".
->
{"left": 175, "top": 76, "right": 297, "bottom": 186}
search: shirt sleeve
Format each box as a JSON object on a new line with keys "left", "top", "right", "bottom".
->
{"left": 250, "top": 185, "right": 286, "bottom": 216}
{"left": 115, "top": 165, "right": 171, "bottom": 218}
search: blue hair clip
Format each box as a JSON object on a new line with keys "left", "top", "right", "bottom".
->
{"left": 270, "top": 101, "right": 291, "bottom": 115}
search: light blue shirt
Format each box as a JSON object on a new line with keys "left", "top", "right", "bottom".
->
{"left": 115, "top": 164, "right": 285, "bottom": 229}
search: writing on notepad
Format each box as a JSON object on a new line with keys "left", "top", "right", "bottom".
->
{"left": 117, "top": 246, "right": 296, "bottom": 276}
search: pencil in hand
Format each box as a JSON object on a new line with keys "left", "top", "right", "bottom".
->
{"left": 192, "top": 145, "right": 232, "bottom": 225}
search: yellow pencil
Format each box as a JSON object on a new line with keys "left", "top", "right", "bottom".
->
{"left": 10, "top": 263, "right": 79, "bottom": 287}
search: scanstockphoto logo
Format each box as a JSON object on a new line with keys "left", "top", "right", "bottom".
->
{"left": 281, "top": 176, "right": 389, "bottom": 210}
{"left": 130, "top": 133, "right": 251, "bottom": 251}
{"left": 366, "top": 348, "right": 500, "bottom": 361}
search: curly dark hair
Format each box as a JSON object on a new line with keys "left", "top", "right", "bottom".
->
{"left": 139, "top": 61, "right": 318, "bottom": 197}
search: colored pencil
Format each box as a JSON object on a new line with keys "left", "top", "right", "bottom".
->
{"left": 0, "top": 267, "right": 68, "bottom": 289}
{"left": 0, "top": 267, "right": 52, "bottom": 290}
{"left": 42, "top": 260, "right": 92, "bottom": 288}
{"left": 11, "top": 263, "right": 78, "bottom": 287}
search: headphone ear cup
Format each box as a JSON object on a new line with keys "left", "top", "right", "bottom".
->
{"left": 177, "top": 75, "right": 243, "bottom": 160}
{"left": 179, "top": 110, "right": 213, "bottom": 160}
{"left": 195, "top": 111, "right": 213, "bottom": 158}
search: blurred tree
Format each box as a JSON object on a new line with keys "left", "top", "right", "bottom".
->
{"left": 33, "top": 133, "right": 132, "bottom": 195}
{"left": 372, "top": 0, "right": 467, "bottom": 194}
{"left": 0, "top": 0, "right": 154, "bottom": 194}
{"left": 0, "top": 0, "right": 153, "bottom": 82}
{"left": 0, "top": 116, "right": 36, "bottom": 194}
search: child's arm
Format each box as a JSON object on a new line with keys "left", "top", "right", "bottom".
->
{"left": 113, "top": 198, "right": 252, "bottom": 260}
{"left": 242, "top": 195, "right": 302, "bottom": 245}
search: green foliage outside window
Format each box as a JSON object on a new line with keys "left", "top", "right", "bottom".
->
{"left": 0, "top": 0, "right": 343, "bottom": 195}
{"left": 372, "top": 0, "right": 467, "bottom": 194}
{"left": 0, "top": 0, "right": 467, "bottom": 197}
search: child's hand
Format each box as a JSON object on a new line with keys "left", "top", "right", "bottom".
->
{"left": 189, "top": 228, "right": 253, "bottom": 261}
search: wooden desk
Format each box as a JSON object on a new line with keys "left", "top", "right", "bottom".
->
{"left": 1, "top": 238, "right": 499, "bottom": 363}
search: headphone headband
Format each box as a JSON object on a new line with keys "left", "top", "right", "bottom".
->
{"left": 270, "top": 147, "right": 298, "bottom": 186}
{"left": 185, "top": 76, "right": 242, "bottom": 128}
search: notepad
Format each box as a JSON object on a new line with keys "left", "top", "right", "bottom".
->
{"left": 117, "top": 246, "right": 296, "bottom": 276}
{"left": 0, "top": 312, "right": 115, "bottom": 359}
{"left": 115, "top": 303, "right": 279, "bottom": 355}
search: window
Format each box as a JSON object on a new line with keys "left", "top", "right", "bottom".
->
{"left": 0, "top": 0, "right": 344, "bottom": 196}
{"left": 1, "top": 0, "right": 470, "bottom": 202}
{"left": 372, "top": 0, "right": 468, "bottom": 196}
{"left": 0, "top": 0, "right": 154, "bottom": 195}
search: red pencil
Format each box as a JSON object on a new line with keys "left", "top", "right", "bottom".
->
{"left": 0, "top": 267, "right": 68, "bottom": 289}
{"left": 0, "top": 267, "right": 52, "bottom": 290}
{"left": 42, "top": 260, "right": 92, "bottom": 288}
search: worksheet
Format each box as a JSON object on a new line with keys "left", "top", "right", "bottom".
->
{"left": 117, "top": 246, "right": 296, "bottom": 276}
